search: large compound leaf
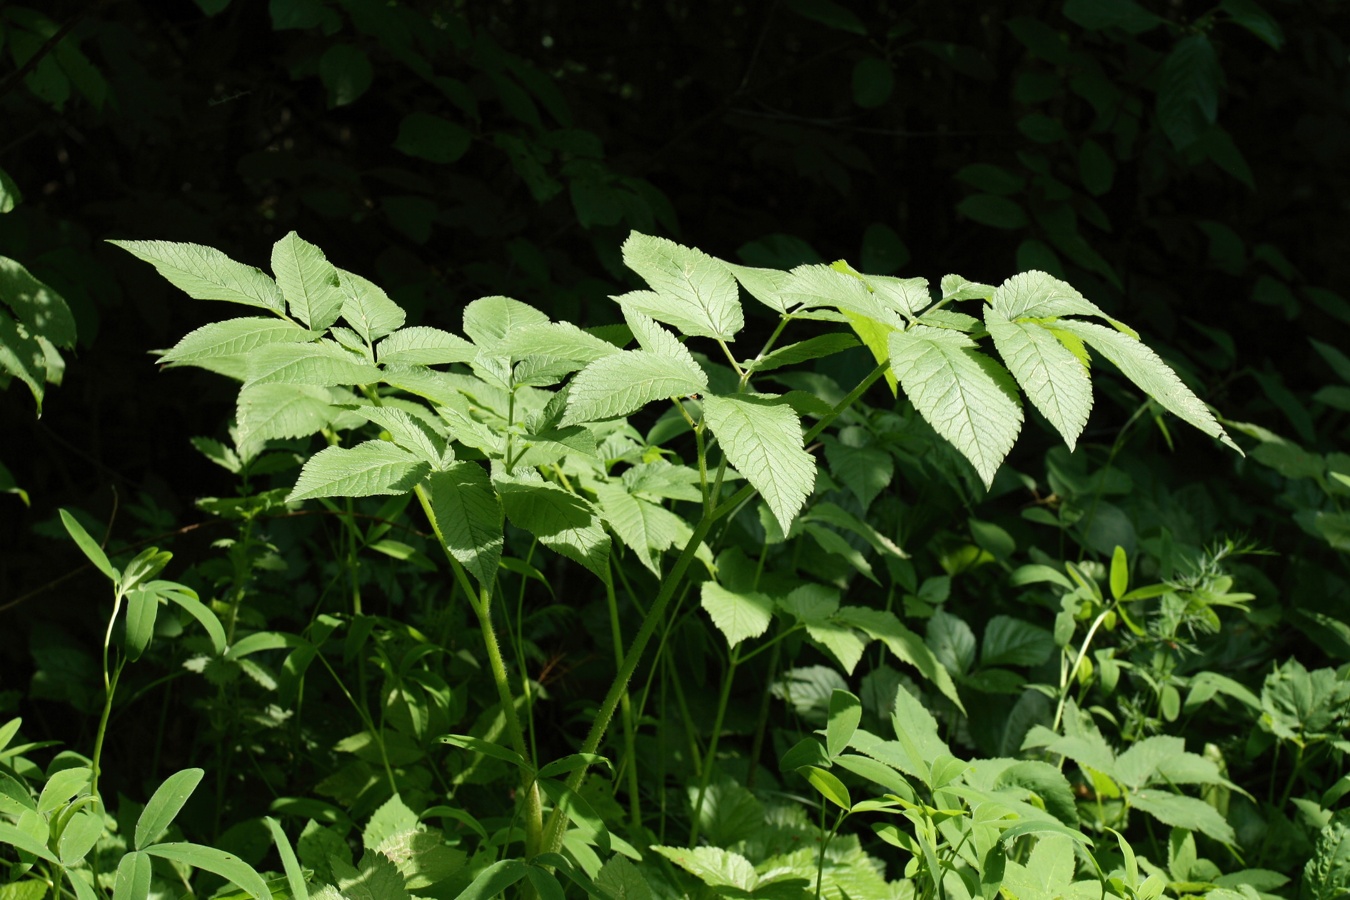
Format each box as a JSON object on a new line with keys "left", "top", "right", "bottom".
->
{"left": 991, "top": 270, "right": 1107, "bottom": 320}
{"left": 888, "top": 325, "right": 1023, "bottom": 488}
{"left": 110, "top": 240, "right": 285, "bottom": 314}
{"left": 499, "top": 322, "right": 623, "bottom": 364}
{"left": 562, "top": 350, "right": 706, "bottom": 426}
{"left": 338, "top": 269, "right": 405, "bottom": 342}
{"left": 700, "top": 581, "right": 775, "bottom": 648}
{"left": 159, "top": 318, "right": 316, "bottom": 370}
{"left": 289, "top": 440, "right": 429, "bottom": 501}
{"left": 1052, "top": 320, "right": 1239, "bottom": 452}
{"left": 986, "top": 306, "right": 1092, "bottom": 451}
{"left": 243, "top": 340, "right": 380, "bottom": 389}
{"left": 495, "top": 477, "right": 610, "bottom": 583}
{"left": 425, "top": 463, "right": 503, "bottom": 590}
{"left": 271, "top": 231, "right": 344, "bottom": 330}
{"left": 702, "top": 393, "right": 814, "bottom": 534}
{"left": 620, "top": 233, "right": 743, "bottom": 340}
{"left": 781, "top": 264, "right": 895, "bottom": 324}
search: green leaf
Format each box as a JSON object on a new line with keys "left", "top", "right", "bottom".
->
{"left": 993, "top": 760, "right": 1079, "bottom": 826}
{"left": 59, "top": 508, "right": 117, "bottom": 583}
{"left": 749, "top": 333, "right": 859, "bottom": 373}
{"left": 805, "top": 766, "right": 853, "bottom": 810}
{"left": 1063, "top": 0, "right": 1162, "bottom": 33}
{"left": 347, "top": 405, "right": 445, "bottom": 467}
{"left": 143, "top": 843, "right": 272, "bottom": 900}
{"left": 135, "top": 768, "right": 204, "bottom": 849}
{"left": 836, "top": 607, "right": 964, "bottom": 711}
{"left": 1157, "top": 35, "right": 1221, "bottom": 151}
{"left": 992, "top": 270, "right": 1107, "bottom": 320}
{"left": 123, "top": 588, "right": 158, "bottom": 661}
{"left": 593, "top": 483, "right": 683, "bottom": 576}
{"left": 782, "top": 263, "right": 893, "bottom": 322}
{"left": 462, "top": 295, "right": 550, "bottom": 349}
{"left": 288, "top": 441, "right": 429, "bottom": 501}
{"left": 271, "top": 232, "right": 344, "bottom": 330}
{"left": 889, "top": 325, "right": 1023, "bottom": 488}
{"left": 424, "top": 463, "right": 503, "bottom": 590}
{"left": 822, "top": 437, "right": 893, "bottom": 509}
{"left": 1051, "top": 320, "right": 1239, "bottom": 452}
{"left": 338, "top": 270, "right": 405, "bottom": 342}
{"left": 702, "top": 393, "right": 815, "bottom": 534}
{"left": 981, "top": 616, "right": 1054, "bottom": 668}
{"left": 1303, "top": 809, "right": 1350, "bottom": 900}
{"left": 562, "top": 350, "right": 706, "bottom": 426}
{"left": 1221, "top": 0, "right": 1284, "bottom": 49}
{"left": 113, "top": 851, "right": 152, "bottom": 900}
{"left": 957, "top": 195, "right": 1028, "bottom": 229}
{"left": 237, "top": 383, "right": 334, "bottom": 445}
{"left": 109, "top": 240, "right": 285, "bottom": 314}
{"left": 722, "top": 261, "right": 794, "bottom": 314}
{"left": 264, "top": 818, "right": 309, "bottom": 900}
{"left": 986, "top": 307, "right": 1092, "bottom": 451}
{"left": 242, "top": 340, "right": 380, "bottom": 389}
{"left": 852, "top": 56, "right": 894, "bottom": 108}
{"left": 0, "top": 308, "right": 47, "bottom": 411}
{"left": 1129, "top": 789, "right": 1235, "bottom": 845}
{"left": 58, "top": 809, "right": 103, "bottom": 866}
{"left": 375, "top": 326, "right": 476, "bottom": 366}
{"left": 394, "top": 111, "right": 471, "bottom": 163}
{"left": 0, "top": 257, "right": 76, "bottom": 348}
{"left": 455, "top": 859, "right": 529, "bottom": 900}
{"left": 700, "top": 581, "right": 774, "bottom": 648}
{"left": 596, "top": 856, "right": 653, "bottom": 900}
{"left": 319, "top": 44, "right": 372, "bottom": 107}
{"left": 927, "top": 609, "right": 976, "bottom": 676}
{"left": 495, "top": 477, "right": 610, "bottom": 583}
{"left": 620, "top": 233, "right": 744, "bottom": 340}
{"left": 499, "top": 322, "right": 623, "bottom": 364}
{"left": 159, "top": 318, "right": 316, "bottom": 370}
{"left": 651, "top": 846, "right": 758, "bottom": 892}
{"left": 826, "top": 690, "right": 862, "bottom": 758}
{"left": 1078, "top": 139, "right": 1115, "bottom": 195}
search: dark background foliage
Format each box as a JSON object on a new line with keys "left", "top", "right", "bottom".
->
{"left": 2, "top": 0, "right": 1349, "bottom": 843}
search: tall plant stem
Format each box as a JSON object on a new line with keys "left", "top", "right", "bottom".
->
{"left": 540, "top": 361, "right": 889, "bottom": 854}
{"left": 602, "top": 563, "right": 643, "bottom": 835}
{"left": 413, "top": 484, "right": 542, "bottom": 857}
{"left": 689, "top": 646, "right": 740, "bottom": 845}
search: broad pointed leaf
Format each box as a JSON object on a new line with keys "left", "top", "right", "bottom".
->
{"left": 562, "top": 350, "right": 706, "bottom": 425}
{"left": 1130, "top": 789, "right": 1235, "bottom": 845}
{"left": 289, "top": 440, "right": 429, "bottom": 501}
{"left": 889, "top": 325, "right": 1023, "bottom": 488}
{"left": 462, "top": 296, "right": 550, "bottom": 348}
{"left": 425, "top": 463, "right": 503, "bottom": 589}
{"left": 338, "top": 269, "right": 405, "bottom": 342}
{"left": 1052, "top": 319, "right": 1239, "bottom": 451}
{"left": 0, "top": 308, "right": 47, "bottom": 410}
{"left": 782, "top": 264, "right": 895, "bottom": 323}
{"left": 110, "top": 240, "right": 285, "bottom": 313}
{"left": 992, "top": 270, "right": 1107, "bottom": 320}
{"left": 143, "top": 843, "right": 272, "bottom": 900}
{"left": 702, "top": 393, "right": 814, "bottom": 534}
{"left": 237, "top": 383, "right": 334, "bottom": 444}
{"left": 498, "top": 322, "right": 623, "bottom": 364}
{"left": 375, "top": 326, "right": 477, "bottom": 366}
{"left": 135, "top": 769, "right": 204, "bottom": 850}
{"left": 835, "top": 606, "right": 964, "bottom": 710}
{"left": 986, "top": 306, "right": 1092, "bottom": 450}
{"left": 495, "top": 477, "right": 610, "bottom": 583}
{"left": 700, "top": 581, "right": 774, "bottom": 647}
{"left": 593, "top": 482, "right": 683, "bottom": 575}
{"left": 243, "top": 340, "right": 381, "bottom": 389}
{"left": 722, "top": 261, "right": 794, "bottom": 314}
{"left": 271, "top": 232, "right": 344, "bottom": 330}
{"left": 0, "top": 257, "right": 76, "bottom": 347}
{"left": 159, "top": 318, "right": 316, "bottom": 370}
{"left": 621, "top": 233, "right": 743, "bottom": 339}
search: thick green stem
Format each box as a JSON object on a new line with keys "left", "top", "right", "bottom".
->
{"left": 603, "top": 563, "right": 644, "bottom": 835}
{"left": 413, "top": 484, "right": 542, "bottom": 856}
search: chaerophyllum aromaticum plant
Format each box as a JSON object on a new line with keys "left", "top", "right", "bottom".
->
{"left": 108, "top": 230, "right": 1239, "bottom": 893}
